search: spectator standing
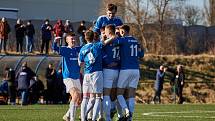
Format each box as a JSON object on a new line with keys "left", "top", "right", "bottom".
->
{"left": 171, "top": 65, "right": 185, "bottom": 104}
{"left": 153, "top": 65, "right": 167, "bottom": 104}
{"left": 41, "top": 19, "right": 53, "bottom": 54}
{"left": 25, "top": 20, "right": 35, "bottom": 53}
{"left": 16, "top": 62, "right": 36, "bottom": 105}
{"left": 15, "top": 19, "right": 26, "bottom": 54}
{"left": 0, "top": 17, "right": 11, "bottom": 54}
{"left": 77, "top": 20, "right": 87, "bottom": 46}
{"left": 63, "top": 20, "right": 73, "bottom": 46}
{"left": 53, "top": 19, "right": 64, "bottom": 46}
{"left": 45, "top": 63, "right": 56, "bottom": 104}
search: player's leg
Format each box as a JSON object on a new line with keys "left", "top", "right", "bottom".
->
{"left": 81, "top": 74, "right": 91, "bottom": 121}
{"left": 127, "top": 69, "right": 140, "bottom": 121}
{"left": 103, "top": 69, "right": 117, "bottom": 121}
{"left": 117, "top": 70, "right": 130, "bottom": 118}
{"left": 91, "top": 71, "right": 103, "bottom": 121}
{"left": 85, "top": 93, "right": 95, "bottom": 120}
{"left": 69, "top": 87, "right": 81, "bottom": 121}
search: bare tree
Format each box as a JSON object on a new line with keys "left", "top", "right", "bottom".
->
{"left": 204, "top": 0, "right": 215, "bottom": 26}
{"left": 183, "top": 5, "right": 202, "bottom": 26}
{"left": 124, "top": 0, "right": 151, "bottom": 51}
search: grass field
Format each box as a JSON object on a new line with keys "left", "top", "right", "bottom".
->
{"left": 0, "top": 104, "right": 215, "bottom": 121}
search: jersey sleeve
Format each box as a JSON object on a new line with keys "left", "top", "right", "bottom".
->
{"left": 93, "top": 16, "right": 103, "bottom": 33}
{"left": 78, "top": 49, "right": 84, "bottom": 63}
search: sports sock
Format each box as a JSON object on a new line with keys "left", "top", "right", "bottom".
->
{"left": 92, "top": 97, "right": 101, "bottom": 121}
{"left": 103, "top": 96, "right": 111, "bottom": 121}
{"left": 69, "top": 101, "right": 77, "bottom": 121}
{"left": 81, "top": 96, "right": 89, "bottom": 121}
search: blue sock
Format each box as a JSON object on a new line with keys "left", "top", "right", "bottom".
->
{"left": 117, "top": 95, "right": 128, "bottom": 110}
{"left": 103, "top": 96, "right": 111, "bottom": 121}
{"left": 128, "top": 98, "right": 135, "bottom": 113}
{"left": 128, "top": 98, "right": 135, "bottom": 120}
{"left": 69, "top": 101, "right": 77, "bottom": 121}
{"left": 116, "top": 100, "right": 123, "bottom": 118}
{"left": 81, "top": 97, "right": 89, "bottom": 121}
{"left": 92, "top": 97, "right": 101, "bottom": 121}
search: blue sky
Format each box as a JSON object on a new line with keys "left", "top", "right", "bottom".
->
{"left": 186, "top": 0, "right": 205, "bottom": 9}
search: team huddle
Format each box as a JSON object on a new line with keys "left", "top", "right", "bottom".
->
{"left": 53, "top": 3, "right": 144, "bottom": 121}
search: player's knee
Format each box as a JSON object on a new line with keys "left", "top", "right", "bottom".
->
{"left": 117, "top": 88, "right": 125, "bottom": 95}
{"left": 103, "top": 88, "right": 111, "bottom": 96}
{"left": 128, "top": 88, "right": 136, "bottom": 98}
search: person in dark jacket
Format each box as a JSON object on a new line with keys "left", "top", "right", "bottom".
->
{"left": 0, "top": 17, "right": 11, "bottom": 54}
{"left": 15, "top": 19, "right": 26, "bottom": 54}
{"left": 153, "top": 65, "right": 167, "bottom": 104}
{"left": 45, "top": 63, "right": 56, "bottom": 104}
{"left": 63, "top": 20, "right": 73, "bottom": 46}
{"left": 41, "top": 19, "right": 53, "bottom": 54}
{"left": 4, "top": 67, "right": 16, "bottom": 105}
{"left": 170, "top": 65, "right": 185, "bottom": 104}
{"left": 16, "top": 62, "right": 36, "bottom": 105}
{"left": 77, "top": 20, "right": 87, "bottom": 46}
{"left": 28, "top": 76, "right": 44, "bottom": 104}
{"left": 25, "top": 20, "right": 35, "bottom": 53}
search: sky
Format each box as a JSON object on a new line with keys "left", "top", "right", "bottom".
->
{"left": 186, "top": 0, "right": 205, "bottom": 9}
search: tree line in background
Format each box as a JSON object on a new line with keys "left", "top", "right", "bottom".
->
{"left": 100, "top": 0, "right": 215, "bottom": 54}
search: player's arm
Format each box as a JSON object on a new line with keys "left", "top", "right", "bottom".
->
{"left": 93, "top": 16, "right": 102, "bottom": 33}
{"left": 52, "top": 37, "right": 62, "bottom": 54}
{"left": 78, "top": 51, "right": 85, "bottom": 67}
{"left": 102, "top": 36, "right": 116, "bottom": 45}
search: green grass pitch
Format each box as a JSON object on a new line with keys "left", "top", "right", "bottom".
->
{"left": 0, "top": 104, "right": 215, "bottom": 121}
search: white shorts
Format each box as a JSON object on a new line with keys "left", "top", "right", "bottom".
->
{"left": 83, "top": 71, "right": 103, "bottom": 94}
{"left": 117, "top": 69, "right": 140, "bottom": 89}
{"left": 103, "top": 69, "right": 119, "bottom": 88}
{"left": 63, "top": 78, "right": 82, "bottom": 93}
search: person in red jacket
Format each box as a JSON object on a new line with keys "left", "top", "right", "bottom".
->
{"left": 53, "top": 20, "right": 65, "bottom": 46}
{"left": 0, "top": 17, "right": 11, "bottom": 54}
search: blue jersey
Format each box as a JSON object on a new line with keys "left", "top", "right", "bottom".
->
{"left": 93, "top": 15, "right": 123, "bottom": 34}
{"left": 53, "top": 42, "right": 81, "bottom": 79}
{"left": 117, "top": 36, "right": 144, "bottom": 69}
{"left": 79, "top": 42, "right": 103, "bottom": 74}
{"left": 102, "top": 38, "right": 121, "bottom": 69}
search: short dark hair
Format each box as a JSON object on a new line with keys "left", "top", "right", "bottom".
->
{"left": 107, "top": 3, "right": 117, "bottom": 12}
{"left": 105, "top": 24, "right": 115, "bottom": 34}
{"left": 85, "top": 30, "right": 94, "bottom": 42}
{"left": 45, "top": 19, "right": 49, "bottom": 22}
{"left": 66, "top": 32, "right": 76, "bottom": 38}
{"left": 100, "top": 26, "right": 106, "bottom": 32}
{"left": 120, "top": 25, "right": 130, "bottom": 33}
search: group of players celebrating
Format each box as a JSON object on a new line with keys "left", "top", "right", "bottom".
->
{"left": 53, "top": 3, "right": 144, "bottom": 121}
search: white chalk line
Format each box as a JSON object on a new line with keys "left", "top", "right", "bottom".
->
{"left": 142, "top": 110, "right": 215, "bottom": 119}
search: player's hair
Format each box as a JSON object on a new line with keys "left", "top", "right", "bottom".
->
{"left": 120, "top": 25, "right": 130, "bottom": 33}
{"left": 94, "top": 32, "right": 100, "bottom": 41}
{"left": 66, "top": 32, "right": 76, "bottom": 38}
{"left": 105, "top": 24, "right": 116, "bottom": 34}
{"left": 100, "top": 26, "right": 106, "bottom": 32}
{"left": 85, "top": 30, "right": 94, "bottom": 42}
{"left": 107, "top": 3, "right": 117, "bottom": 12}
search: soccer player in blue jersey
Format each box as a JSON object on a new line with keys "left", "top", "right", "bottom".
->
{"left": 79, "top": 30, "right": 115, "bottom": 121}
{"left": 102, "top": 24, "right": 121, "bottom": 121}
{"left": 53, "top": 33, "right": 82, "bottom": 121}
{"left": 117, "top": 25, "right": 144, "bottom": 121}
{"left": 93, "top": 3, "right": 123, "bottom": 34}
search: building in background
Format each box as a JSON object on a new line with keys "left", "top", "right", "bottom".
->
{"left": 0, "top": 8, "right": 18, "bottom": 19}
